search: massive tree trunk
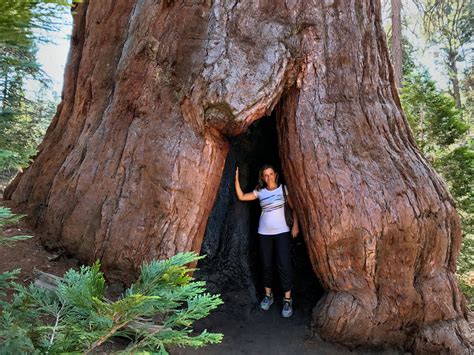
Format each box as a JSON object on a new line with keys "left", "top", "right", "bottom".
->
{"left": 5, "top": 0, "right": 471, "bottom": 352}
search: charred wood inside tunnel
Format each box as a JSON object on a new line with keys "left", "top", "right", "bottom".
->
{"left": 196, "top": 112, "right": 324, "bottom": 317}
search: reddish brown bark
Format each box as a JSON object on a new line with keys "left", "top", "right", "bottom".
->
{"left": 5, "top": 0, "right": 472, "bottom": 352}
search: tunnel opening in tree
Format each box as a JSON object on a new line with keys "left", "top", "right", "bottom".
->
{"left": 196, "top": 107, "right": 324, "bottom": 316}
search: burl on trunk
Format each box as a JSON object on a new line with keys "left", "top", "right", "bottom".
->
{"left": 5, "top": 0, "right": 471, "bottom": 353}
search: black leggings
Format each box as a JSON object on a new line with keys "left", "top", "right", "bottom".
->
{"left": 259, "top": 232, "right": 293, "bottom": 293}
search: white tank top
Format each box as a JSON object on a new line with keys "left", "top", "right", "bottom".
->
{"left": 253, "top": 185, "right": 290, "bottom": 235}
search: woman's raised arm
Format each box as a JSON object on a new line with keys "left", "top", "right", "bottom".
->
{"left": 235, "top": 167, "right": 257, "bottom": 201}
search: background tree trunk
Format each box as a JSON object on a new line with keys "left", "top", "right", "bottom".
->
{"left": 447, "top": 52, "right": 462, "bottom": 109}
{"left": 5, "top": 0, "right": 472, "bottom": 352}
{"left": 415, "top": 0, "right": 471, "bottom": 111}
{"left": 391, "top": 0, "right": 402, "bottom": 88}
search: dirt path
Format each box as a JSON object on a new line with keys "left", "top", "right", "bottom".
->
{"left": 173, "top": 300, "right": 405, "bottom": 355}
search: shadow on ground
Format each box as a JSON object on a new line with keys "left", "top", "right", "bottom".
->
{"left": 173, "top": 298, "right": 406, "bottom": 355}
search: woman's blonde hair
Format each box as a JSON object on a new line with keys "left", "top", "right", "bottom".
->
{"left": 256, "top": 164, "right": 279, "bottom": 190}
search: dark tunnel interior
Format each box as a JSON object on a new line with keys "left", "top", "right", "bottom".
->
{"left": 196, "top": 110, "right": 324, "bottom": 318}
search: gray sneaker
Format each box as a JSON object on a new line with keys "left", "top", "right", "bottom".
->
{"left": 260, "top": 294, "right": 274, "bottom": 311}
{"left": 282, "top": 298, "right": 293, "bottom": 318}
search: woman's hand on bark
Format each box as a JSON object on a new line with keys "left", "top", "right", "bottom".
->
{"left": 291, "top": 223, "right": 299, "bottom": 238}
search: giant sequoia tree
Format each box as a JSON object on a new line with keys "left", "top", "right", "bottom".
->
{"left": 5, "top": 0, "right": 472, "bottom": 353}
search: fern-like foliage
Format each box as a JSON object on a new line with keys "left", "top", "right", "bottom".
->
{"left": 0, "top": 252, "right": 223, "bottom": 354}
{"left": 0, "top": 207, "right": 32, "bottom": 246}
{"left": 0, "top": 269, "right": 19, "bottom": 298}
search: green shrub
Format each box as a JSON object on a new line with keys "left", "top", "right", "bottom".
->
{"left": 0, "top": 252, "right": 223, "bottom": 354}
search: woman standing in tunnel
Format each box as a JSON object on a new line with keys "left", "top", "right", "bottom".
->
{"left": 235, "top": 165, "right": 299, "bottom": 318}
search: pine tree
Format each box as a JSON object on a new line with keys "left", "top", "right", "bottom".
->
{"left": 0, "top": 0, "right": 68, "bottom": 173}
{"left": 400, "top": 69, "right": 468, "bottom": 154}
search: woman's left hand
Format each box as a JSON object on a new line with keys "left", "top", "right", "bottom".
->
{"left": 291, "top": 223, "right": 299, "bottom": 238}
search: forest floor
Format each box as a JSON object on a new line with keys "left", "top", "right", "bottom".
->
{"left": 0, "top": 190, "right": 470, "bottom": 355}
{"left": 172, "top": 302, "right": 406, "bottom": 355}
{"left": 0, "top": 227, "right": 403, "bottom": 355}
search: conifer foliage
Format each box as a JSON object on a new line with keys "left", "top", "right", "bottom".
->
{"left": 0, "top": 207, "right": 31, "bottom": 247}
{"left": 0, "top": 208, "right": 30, "bottom": 294}
{"left": 0, "top": 252, "right": 223, "bottom": 354}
